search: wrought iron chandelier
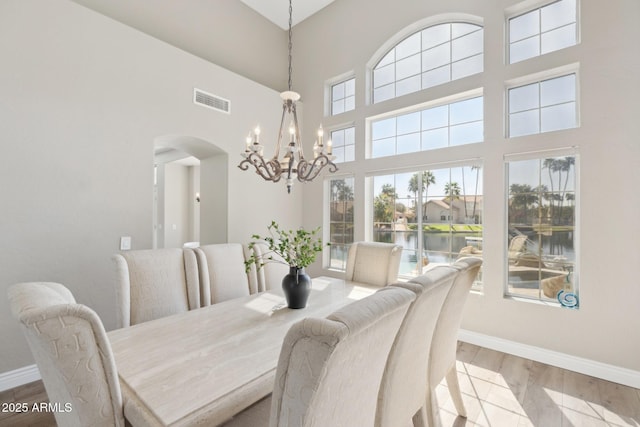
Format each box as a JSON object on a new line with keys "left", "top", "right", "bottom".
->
{"left": 238, "top": 0, "right": 337, "bottom": 193}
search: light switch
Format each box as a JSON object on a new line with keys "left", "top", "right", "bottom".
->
{"left": 120, "top": 236, "right": 132, "bottom": 251}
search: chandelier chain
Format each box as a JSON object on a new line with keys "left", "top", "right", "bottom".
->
{"left": 288, "top": 0, "right": 293, "bottom": 91}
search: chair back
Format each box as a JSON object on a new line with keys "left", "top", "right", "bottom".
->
{"left": 345, "top": 242, "right": 402, "bottom": 286}
{"left": 376, "top": 266, "right": 458, "bottom": 427}
{"left": 195, "top": 243, "right": 251, "bottom": 305}
{"left": 8, "top": 282, "right": 125, "bottom": 427}
{"left": 112, "top": 248, "right": 199, "bottom": 327}
{"left": 246, "top": 241, "right": 289, "bottom": 293}
{"left": 269, "top": 286, "right": 416, "bottom": 427}
{"left": 429, "top": 257, "right": 483, "bottom": 385}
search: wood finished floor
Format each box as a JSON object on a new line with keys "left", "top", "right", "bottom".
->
{"left": 1, "top": 342, "right": 638, "bottom": 427}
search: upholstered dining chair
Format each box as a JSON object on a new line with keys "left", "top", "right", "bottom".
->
{"left": 245, "top": 241, "right": 289, "bottom": 293}
{"left": 376, "top": 265, "right": 459, "bottom": 427}
{"left": 221, "top": 286, "right": 416, "bottom": 427}
{"left": 8, "top": 282, "right": 126, "bottom": 427}
{"left": 421, "top": 257, "right": 483, "bottom": 426}
{"left": 345, "top": 241, "right": 403, "bottom": 286}
{"left": 112, "top": 248, "right": 199, "bottom": 328}
{"left": 194, "top": 243, "right": 251, "bottom": 305}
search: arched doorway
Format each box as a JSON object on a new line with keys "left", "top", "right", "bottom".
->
{"left": 153, "top": 135, "right": 227, "bottom": 248}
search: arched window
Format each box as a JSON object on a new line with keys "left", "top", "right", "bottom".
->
{"left": 372, "top": 22, "right": 483, "bottom": 103}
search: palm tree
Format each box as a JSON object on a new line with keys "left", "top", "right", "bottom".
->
{"left": 471, "top": 165, "right": 481, "bottom": 223}
{"left": 374, "top": 184, "right": 397, "bottom": 225}
{"left": 408, "top": 170, "right": 435, "bottom": 222}
{"left": 509, "top": 183, "right": 538, "bottom": 223}
{"left": 445, "top": 181, "right": 461, "bottom": 200}
{"left": 558, "top": 157, "right": 575, "bottom": 222}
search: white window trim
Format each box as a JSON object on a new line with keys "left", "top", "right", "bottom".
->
{"left": 502, "top": 146, "right": 580, "bottom": 305}
{"left": 327, "top": 122, "right": 357, "bottom": 164}
{"left": 505, "top": 0, "right": 581, "bottom": 64}
{"left": 365, "top": 13, "right": 484, "bottom": 106}
{"left": 366, "top": 88, "right": 484, "bottom": 159}
{"left": 323, "top": 174, "right": 356, "bottom": 270}
{"left": 325, "top": 72, "right": 356, "bottom": 117}
{"left": 504, "top": 63, "right": 580, "bottom": 138}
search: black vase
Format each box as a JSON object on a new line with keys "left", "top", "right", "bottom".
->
{"left": 282, "top": 267, "right": 311, "bottom": 309}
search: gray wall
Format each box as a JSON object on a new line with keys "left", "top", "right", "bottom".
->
{"left": 295, "top": 0, "right": 640, "bottom": 372}
{"left": 0, "top": 0, "right": 302, "bottom": 374}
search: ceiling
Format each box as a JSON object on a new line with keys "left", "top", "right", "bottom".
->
{"left": 240, "top": 0, "right": 335, "bottom": 29}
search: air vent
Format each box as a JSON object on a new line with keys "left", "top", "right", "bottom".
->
{"left": 193, "top": 88, "right": 230, "bottom": 114}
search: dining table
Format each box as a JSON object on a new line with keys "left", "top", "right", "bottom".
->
{"left": 107, "top": 276, "right": 379, "bottom": 427}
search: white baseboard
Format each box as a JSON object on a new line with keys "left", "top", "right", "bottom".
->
{"left": 459, "top": 329, "right": 640, "bottom": 389}
{"left": 0, "top": 364, "right": 40, "bottom": 392}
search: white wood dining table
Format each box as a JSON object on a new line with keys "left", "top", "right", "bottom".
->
{"left": 107, "top": 276, "right": 379, "bottom": 427}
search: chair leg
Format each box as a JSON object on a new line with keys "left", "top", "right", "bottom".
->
{"left": 445, "top": 366, "right": 467, "bottom": 417}
{"left": 425, "top": 387, "right": 442, "bottom": 427}
{"left": 412, "top": 405, "right": 428, "bottom": 427}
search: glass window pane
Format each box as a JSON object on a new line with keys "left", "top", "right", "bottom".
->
{"left": 396, "top": 75, "right": 421, "bottom": 97}
{"left": 396, "top": 53, "right": 421, "bottom": 81}
{"left": 333, "top": 146, "right": 345, "bottom": 163}
{"left": 541, "top": 24, "right": 577, "bottom": 55}
{"left": 452, "top": 30, "right": 483, "bottom": 61}
{"left": 345, "top": 78, "right": 355, "bottom": 96}
{"left": 421, "top": 128, "right": 449, "bottom": 150}
{"left": 345, "top": 127, "right": 355, "bottom": 144}
{"left": 452, "top": 23, "right": 481, "bottom": 38}
{"left": 396, "top": 33, "right": 421, "bottom": 60}
{"left": 397, "top": 133, "right": 421, "bottom": 154}
{"left": 422, "top": 65, "right": 451, "bottom": 89}
{"left": 541, "top": 0, "right": 576, "bottom": 32}
{"left": 450, "top": 97, "right": 483, "bottom": 125}
{"left": 344, "top": 144, "right": 355, "bottom": 162}
{"left": 372, "top": 117, "right": 396, "bottom": 140}
{"left": 374, "top": 63, "right": 395, "bottom": 88}
{"left": 422, "top": 24, "right": 451, "bottom": 49}
{"left": 541, "top": 74, "right": 575, "bottom": 106}
{"left": 450, "top": 122, "right": 483, "bottom": 146}
{"left": 344, "top": 95, "right": 355, "bottom": 112}
{"left": 422, "top": 43, "right": 451, "bottom": 71}
{"left": 509, "top": 83, "right": 540, "bottom": 113}
{"left": 397, "top": 111, "right": 421, "bottom": 135}
{"left": 377, "top": 49, "right": 395, "bottom": 68}
{"left": 374, "top": 84, "right": 395, "bottom": 103}
{"left": 332, "top": 100, "right": 344, "bottom": 115}
{"left": 451, "top": 54, "right": 483, "bottom": 80}
{"left": 510, "top": 10, "right": 540, "bottom": 42}
{"left": 422, "top": 105, "right": 449, "bottom": 129}
{"left": 541, "top": 102, "right": 576, "bottom": 132}
{"left": 331, "top": 129, "right": 344, "bottom": 146}
{"left": 372, "top": 137, "right": 396, "bottom": 158}
{"left": 510, "top": 36, "right": 540, "bottom": 64}
{"left": 332, "top": 82, "right": 344, "bottom": 99}
{"left": 509, "top": 110, "right": 540, "bottom": 137}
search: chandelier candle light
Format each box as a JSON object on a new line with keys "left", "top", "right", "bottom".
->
{"left": 238, "top": 0, "right": 337, "bottom": 193}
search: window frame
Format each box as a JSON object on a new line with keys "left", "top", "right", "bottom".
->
{"left": 324, "top": 175, "right": 356, "bottom": 271}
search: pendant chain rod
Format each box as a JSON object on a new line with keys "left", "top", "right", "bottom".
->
{"left": 288, "top": 0, "right": 293, "bottom": 91}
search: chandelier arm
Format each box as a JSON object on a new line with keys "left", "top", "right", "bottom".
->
{"left": 238, "top": 153, "right": 283, "bottom": 182}
{"left": 296, "top": 155, "right": 338, "bottom": 182}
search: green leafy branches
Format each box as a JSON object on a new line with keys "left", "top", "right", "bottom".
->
{"left": 245, "top": 221, "right": 327, "bottom": 272}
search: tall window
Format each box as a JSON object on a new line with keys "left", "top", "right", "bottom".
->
{"left": 331, "top": 78, "right": 355, "bottom": 115}
{"left": 371, "top": 165, "right": 483, "bottom": 284}
{"left": 371, "top": 95, "right": 483, "bottom": 158}
{"left": 327, "top": 177, "right": 355, "bottom": 270}
{"left": 373, "top": 22, "right": 483, "bottom": 103}
{"left": 508, "top": 73, "right": 577, "bottom": 137}
{"left": 506, "top": 154, "right": 578, "bottom": 306}
{"left": 330, "top": 127, "right": 355, "bottom": 163}
{"left": 509, "top": 0, "right": 577, "bottom": 64}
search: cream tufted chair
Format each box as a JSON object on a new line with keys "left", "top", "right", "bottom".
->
{"left": 345, "top": 241, "right": 403, "bottom": 286}
{"left": 194, "top": 243, "right": 252, "bottom": 305}
{"left": 112, "top": 248, "right": 200, "bottom": 328}
{"left": 8, "top": 282, "right": 126, "bottom": 427}
{"left": 222, "top": 286, "right": 416, "bottom": 427}
{"left": 376, "top": 265, "right": 459, "bottom": 427}
{"left": 245, "top": 241, "right": 289, "bottom": 293}
{"left": 423, "top": 257, "right": 483, "bottom": 426}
